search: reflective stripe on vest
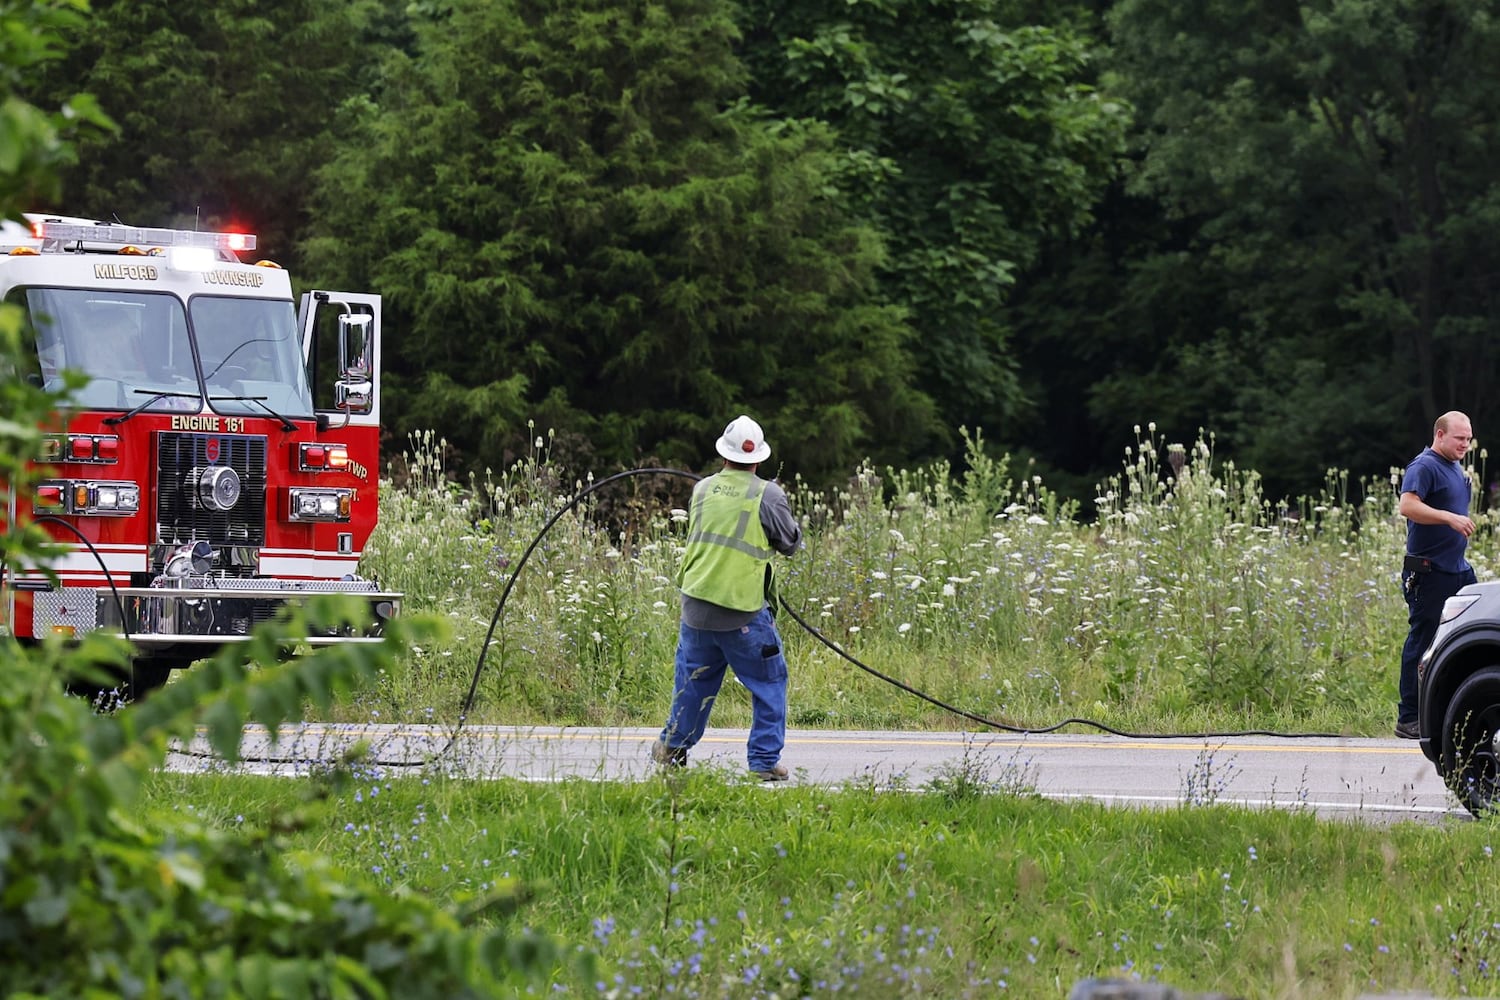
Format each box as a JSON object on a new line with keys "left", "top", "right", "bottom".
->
{"left": 677, "top": 471, "right": 772, "bottom": 612}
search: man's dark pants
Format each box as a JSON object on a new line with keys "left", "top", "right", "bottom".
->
{"left": 1399, "top": 566, "right": 1476, "bottom": 724}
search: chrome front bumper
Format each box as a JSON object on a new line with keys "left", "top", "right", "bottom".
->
{"left": 38, "top": 576, "right": 401, "bottom": 647}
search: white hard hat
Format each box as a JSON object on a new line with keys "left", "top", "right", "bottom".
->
{"left": 715, "top": 414, "right": 771, "bottom": 464}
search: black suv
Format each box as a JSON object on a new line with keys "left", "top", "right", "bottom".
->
{"left": 1417, "top": 581, "right": 1500, "bottom": 815}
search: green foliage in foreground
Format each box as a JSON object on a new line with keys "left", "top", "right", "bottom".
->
{"left": 145, "top": 762, "right": 1500, "bottom": 999}
{"left": 0, "top": 601, "right": 586, "bottom": 997}
{"left": 356, "top": 426, "right": 1486, "bottom": 738}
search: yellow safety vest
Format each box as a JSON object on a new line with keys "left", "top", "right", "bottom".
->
{"left": 677, "top": 470, "right": 773, "bottom": 612}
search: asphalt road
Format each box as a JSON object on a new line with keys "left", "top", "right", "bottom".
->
{"left": 170, "top": 723, "right": 1466, "bottom": 823}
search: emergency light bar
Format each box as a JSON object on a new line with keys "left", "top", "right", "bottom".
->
{"left": 30, "top": 220, "right": 256, "bottom": 253}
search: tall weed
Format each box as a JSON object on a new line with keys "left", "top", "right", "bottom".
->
{"left": 351, "top": 423, "right": 1473, "bottom": 736}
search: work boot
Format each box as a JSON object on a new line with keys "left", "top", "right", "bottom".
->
{"left": 650, "top": 739, "right": 687, "bottom": 768}
{"left": 1395, "top": 719, "right": 1420, "bottom": 740}
{"left": 751, "top": 764, "right": 789, "bottom": 782}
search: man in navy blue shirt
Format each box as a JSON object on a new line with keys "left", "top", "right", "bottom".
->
{"left": 1396, "top": 411, "right": 1476, "bottom": 739}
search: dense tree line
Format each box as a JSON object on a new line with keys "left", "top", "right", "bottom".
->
{"left": 24, "top": 0, "right": 1500, "bottom": 501}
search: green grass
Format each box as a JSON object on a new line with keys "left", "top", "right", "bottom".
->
{"left": 137, "top": 426, "right": 1500, "bottom": 996}
{"left": 142, "top": 763, "right": 1500, "bottom": 998}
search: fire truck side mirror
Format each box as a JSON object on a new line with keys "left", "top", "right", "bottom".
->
{"left": 335, "top": 377, "right": 373, "bottom": 413}
{"left": 337, "top": 313, "right": 372, "bottom": 377}
{"left": 334, "top": 312, "right": 374, "bottom": 414}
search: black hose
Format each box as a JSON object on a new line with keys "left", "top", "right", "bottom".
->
{"left": 462, "top": 466, "right": 1344, "bottom": 742}
{"left": 30, "top": 515, "right": 131, "bottom": 644}
{"left": 167, "top": 464, "right": 1345, "bottom": 770}
{"left": 776, "top": 600, "right": 1342, "bottom": 738}
{"left": 459, "top": 467, "right": 698, "bottom": 722}
{"left": 24, "top": 515, "right": 165, "bottom": 699}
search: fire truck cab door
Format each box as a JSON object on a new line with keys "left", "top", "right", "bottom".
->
{"left": 298, "top": 291, "right": 380, "bottom": 427}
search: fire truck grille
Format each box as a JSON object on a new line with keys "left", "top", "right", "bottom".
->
{"left": 156, "top": 431, "right": 267, "bottom": 548}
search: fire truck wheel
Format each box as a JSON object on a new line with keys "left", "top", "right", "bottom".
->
{"left": 126, "top": 659, "right": 175, "bottom": 699}
{"left": 63, "top": 656, "right": 173, "bottom": 706}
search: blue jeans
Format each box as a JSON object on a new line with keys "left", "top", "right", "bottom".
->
{"left": 659, "top": 608, "right": 788, "bottom": 771}
{"left": 1399, "top": 566, "right": 1475, "bottom": 723}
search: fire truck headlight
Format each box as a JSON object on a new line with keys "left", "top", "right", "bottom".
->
{"left": 288, "top": 488, "right": 353, "bottom": 523}
{"left": 92, "top": 484, "right": 139, "bottom": 512}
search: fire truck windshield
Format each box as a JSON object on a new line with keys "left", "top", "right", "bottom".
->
{"left": 191, "top": 296, "right": 314, "bottom": 419}
{"left": 19, "top": 288, "right": 201, "bottom": 412}
{"left": 14, "top": 288, "right": 316, "bottom": 421}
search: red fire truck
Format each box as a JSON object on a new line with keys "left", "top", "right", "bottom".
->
{"left": 1, "top": 215, "right": 399, "bottom": 692}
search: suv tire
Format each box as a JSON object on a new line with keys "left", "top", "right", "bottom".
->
{"left": 1440, "top": 665, "right": 1500, "bottom": 816}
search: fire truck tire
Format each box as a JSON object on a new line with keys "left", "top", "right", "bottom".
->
{"left": 61, "top": 655, "right": 173, "bottom": 704}
{"left": 126, "top": 658, "right": 175, "bottom": 699}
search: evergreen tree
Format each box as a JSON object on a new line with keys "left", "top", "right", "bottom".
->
{"left": 306, "top": 0, "right": 937, "bottom": 483}
{"left": 28, "top": 0, "right": 381, "bottom": 266}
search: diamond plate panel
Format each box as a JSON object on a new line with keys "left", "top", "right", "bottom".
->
{"left": 33, "top": 589, "right": 101, "bottom": 632}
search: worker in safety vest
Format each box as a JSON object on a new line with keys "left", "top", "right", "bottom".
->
{"left": 652, "top": 415, "right": 803, "bottom": 780}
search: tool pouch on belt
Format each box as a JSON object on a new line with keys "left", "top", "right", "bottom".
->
{"left": 1404, "top": 554, "right": 1435, "bottom": 574}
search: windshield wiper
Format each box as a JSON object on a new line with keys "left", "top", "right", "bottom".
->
{"left": 103, "top": 390, "right": 204, "bottom": 426}
{"left": 208, "top": 394, "right": 297, "bottom": 432}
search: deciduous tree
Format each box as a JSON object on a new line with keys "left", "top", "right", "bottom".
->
{"left": 738, "top": 0, "right": 1129, "bottom": 452}
{"left": 1093, "top": 0, "right": 1500, "bottom": 493}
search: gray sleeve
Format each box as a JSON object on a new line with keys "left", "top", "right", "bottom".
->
{"left": 759, "top": 480, "right": 803, "bottom": 556}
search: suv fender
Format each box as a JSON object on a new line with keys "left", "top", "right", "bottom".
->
{"left": 1417, "top": 621, "right": 1500, "bottom": 763}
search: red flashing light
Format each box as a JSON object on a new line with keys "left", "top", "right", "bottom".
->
{"left": 30, "top": 220, "right": 45, "bottom": 239}
{"left": 299, "top": 441, "right": 349, "bottom": 473}
{"left": 35, "top": 485, "right": 65, "bottom": 508}
{"left": 226, "top": 233, "right": 250, "bottom": 252}
{"left": 68, "top": 436, "right": 95, "bottom": 462}
{"left": 95, "top": 436, "right": 119, "bottom": 462}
